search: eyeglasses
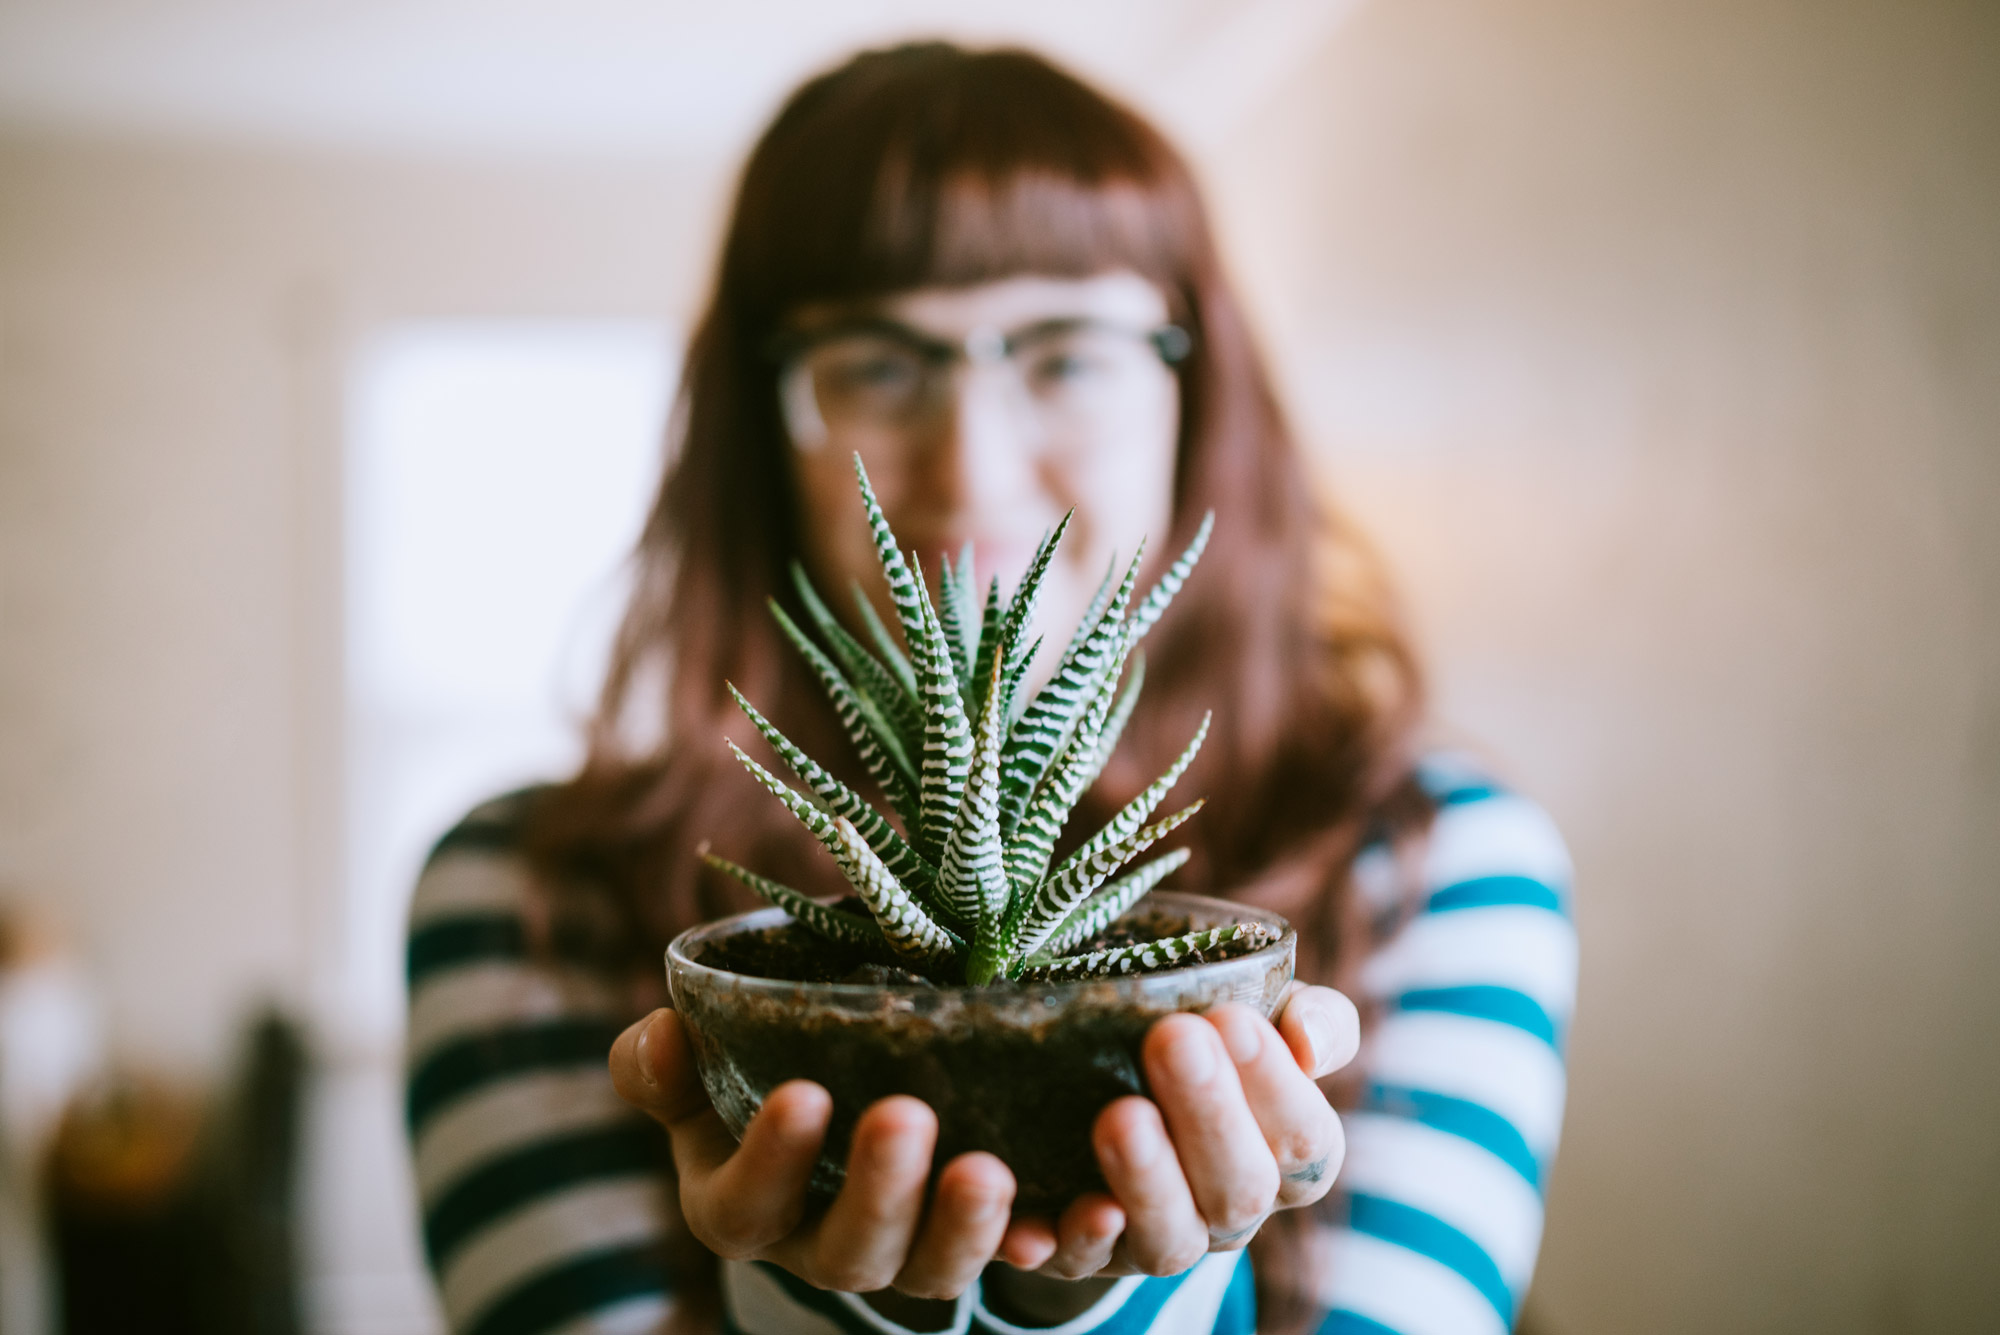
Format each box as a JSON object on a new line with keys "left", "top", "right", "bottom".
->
{"left": 773, "top": 315, "right": 1191, "bottom": 450}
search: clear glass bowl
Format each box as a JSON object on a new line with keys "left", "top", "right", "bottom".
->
{"left": 665, "top": 891, "right": 1295, "bottom": 1213}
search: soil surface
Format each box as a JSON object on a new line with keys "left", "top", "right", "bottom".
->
{"left": 695, "top": 905, "right": 1272, "bottom": 984}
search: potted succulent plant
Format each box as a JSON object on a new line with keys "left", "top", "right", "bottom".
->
{"left": 666, "top": 458, "right": 1295, "bottom": 1212}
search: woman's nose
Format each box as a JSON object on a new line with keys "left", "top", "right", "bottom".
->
{"left": 919, "top": 365, "right": 1042, "bottom": 511}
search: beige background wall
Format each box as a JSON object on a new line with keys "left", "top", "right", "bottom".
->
{"left": 1207, "top": 1, "right": 2000, "bottom": 1330}
{"left": 1, "top": 0, "right": 1994, "bottom": 1331}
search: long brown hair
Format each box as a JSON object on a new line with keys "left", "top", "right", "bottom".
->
{"left": 529, "top": 42, "right": 1430, "bottom": 1328}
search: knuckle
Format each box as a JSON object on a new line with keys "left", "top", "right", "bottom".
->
{"left": 690, "top": 1219, "right": 757, "bottom": 1260}
{"left": 700, "top": 1195, "right": 774, "bottom": 1258}
{"left": 1211, "top": 1181, "right": 1276, "bottom": 1236}
{"left": 1273, "top": 1099, "right": 1341, "bottom": 1167}
{"left": 1211, "top": 1148, "right": 1279, "bottom": 1216}
{"left": 813, "top": 1243, "right": 899, "bottom": 1295}
{"left": 1279, "top": 1172, "right": 1335, "bottom": 1209}
{"left": 825, "top": 1262, "right": 897, "bottom": 1295}
{"left": 1049, "top": 1239, "right": 1114, "bottom": 1281}
{"left": 1271, "top": 1118, "right": 1328, "bottom": 1170}
{"left": 1130, "top": 1228, "right": 1206, "bottom": 1277}
{"left": 693, "top": 1224, "right": 752, "bottom": 1261}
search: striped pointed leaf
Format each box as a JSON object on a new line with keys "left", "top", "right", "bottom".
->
{"left": 724, "top": 739, "right": 854, "bottom": 861}
{"left": 789, "top": 564, "right": 923, "bottom": 751}
{"left": 1083, "top": 651, "right": 1146, "bottom": 787}
{"left": 967, "top": 576, "right": 1004, "bottom": 718}
{"left": 1001, "top": 633, "right": 1137, "bottom": 895}
{"left": 999, "top": 635, "right": 1042, "bottom": 730}
{"left": 767, "top": 601, "right": 920, "bottom": 824}
{"left": 910, "top": 565, "right": 974, "bottom": 857}
{"left": 1033, "top": 846, "right": 1191, "bottom": 960}
{"left": 1128, "top": 511, "right": 1213, "bottom": 643}
{"left": 725, "top": 683, "right": 935, "bottom": 892}
{"left": 995, "top": 513, "right": 1073, "bottom": 685}
{"left": 997, "top": 549, "right": 1144, "bottom": 834}
{"left": 723, "top": 741, "right": 959, "bottom": 965}
{"left": 853, "top": 457, "right": 933, "bottom": 662}
{"left": 699, "top": 852, "right": 892, "bottom": 958}
{"left": 937, "top": 541, "right": 979, "bottom": 689}
{"left": 1035, "top": 554, "right": 1122, "bottom": 707}
{"left": 1017, "top": 921, "right": 1280, "bottom": 982}
{"left": 828, "top": 818, "right": 963, "bottom": 967}
{"left": 852, "top": 583, "right": 917, "bottom": 700}
{"left": 1074, "top": 558, "right": 1121, "bottom": 650}
{"left": 1041, "top": 712, "right": 1210, "bottom": 897}
{"left": 1012, "top": 800, "right": 1204, "bottom": 960}
{"left": 937, "top": 654, "right": 1010, "bottom": 949}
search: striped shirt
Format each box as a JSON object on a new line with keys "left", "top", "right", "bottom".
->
{"left": 404, "top": 755, "right": 1575, "bottom": 1334}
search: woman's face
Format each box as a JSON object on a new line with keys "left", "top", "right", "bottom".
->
{"left": 783, "top": 271, "right": 1181, "bottom": 675}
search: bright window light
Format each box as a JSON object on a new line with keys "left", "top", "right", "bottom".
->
{"left": 343, "top": 319, "right": 676, "bottom": 1043}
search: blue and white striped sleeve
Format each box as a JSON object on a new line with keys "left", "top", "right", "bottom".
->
{"left": 1314, "top": 760, "right": 1577, "bottom": 1335}
{"left": 405, "top": 798, "right": 676, "bottom": 1335}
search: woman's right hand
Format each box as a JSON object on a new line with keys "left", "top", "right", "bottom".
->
{"left": 610, "top": 1008, "right": 1018, "bottom": 1300}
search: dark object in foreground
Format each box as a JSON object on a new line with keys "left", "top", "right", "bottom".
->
{"left": 668, "top": 891, "right": 1294, "bottom": 1214}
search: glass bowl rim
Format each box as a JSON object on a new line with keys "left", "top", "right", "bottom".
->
{"left": 665, "top": 889, "right": 1295, "bottom": 1000}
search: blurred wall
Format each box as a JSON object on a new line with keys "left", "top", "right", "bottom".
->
{"left": 1, "top": 0, "right": 1996, "bottom": 1332}
{"left": 0, "top": 142, "right": 724, "bottom": 1329}
{"left": 0, "top": 143, "right": 720, "bottom": 1074}
{"left": 1207, "top": 0, "right": 2000, "bottom": 1330}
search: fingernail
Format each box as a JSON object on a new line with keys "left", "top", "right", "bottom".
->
{"left": 1216, "top": 1012, "right": 1262, "bottom": 1066}
{"left": 1303, "top": 1009, "right": 1336, "bottom": 1071}
{"left": 1163, "top": 1028, "right": 1218, "bottom": 1084}
{"left": 635, "top": 1015, "right": 659, "bottom": 1087}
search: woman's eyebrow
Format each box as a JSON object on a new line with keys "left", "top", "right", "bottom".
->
{"left": 1000, "top": 316, "right": 1100, "bottom": 344}
{"left": 772, "top": 312, "right": 1128, "bottom": 363}
{"left": 766, "top": 315, "right": 956, "bottom": 361}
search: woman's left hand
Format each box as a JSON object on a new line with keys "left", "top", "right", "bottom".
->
{"left": 998, "top": 983, "right": 1360, "bottom": 1279}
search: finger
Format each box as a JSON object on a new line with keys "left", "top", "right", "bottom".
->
{"left": 1094, "top": 1096, "right": 1207, "bottom": 1276}
{"left": 1206, "top": 1004, "right": 1345, "bottom": 1209}
{"left": 1037, "top": 1192, "right": 1125, "bottom": 1280}
{"left": 687, "top": 1080, "right": 832, "bottom": 1257}
{"left": 795, "top": 1096, "right": 938, "bottom": 1292}
{"left": 997, "top": 1215, "right": 1059, "bottom": 1272}
{"left": 609, "top": 1009, "right": 710, "bottom": 1127}
{"left": 1144, "top": 1013, "right": 1279, "bottom": 1246}
{"left": 610, "top": 1009, "right": 759, "bottom": 1214}
{"left": 893, "top": 1152, "right": 1015, "bottom": 1299}
{"left": 1276, "top": 985, "right": 1361, "bottom": 1080}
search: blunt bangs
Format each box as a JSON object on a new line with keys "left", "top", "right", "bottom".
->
{"left": 726, "top": 44, "right": 1205, "bottom": 323}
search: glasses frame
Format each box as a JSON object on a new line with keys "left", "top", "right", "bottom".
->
{"left": 769, "top": 315, "right": 1193, "bottom": 449}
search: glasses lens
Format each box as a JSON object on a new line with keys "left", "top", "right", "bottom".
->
{"left": 779, "top": 323, "right": 1177, "bottom": 449}
{"left": 1010, "top": 326, "right": 1175, "bottom": 427}
{"left": 798, "top": 335, "right": 931, "bottom": 433}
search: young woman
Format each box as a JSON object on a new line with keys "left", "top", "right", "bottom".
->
{"left": 404, "top": 43, "right": 1575, "bottom": 1335}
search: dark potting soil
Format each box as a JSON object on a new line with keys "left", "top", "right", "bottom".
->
{"left": 678, "top": 903, "right": 1288, "bottom": 1213}
{"left": 695, "top": 905, "right": 1269, "bottom": 984}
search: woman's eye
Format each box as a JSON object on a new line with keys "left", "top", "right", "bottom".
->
{"left": 1028, "top": 350, "right": 1103, "bottom": 385}
{"left": 827, "top": 352, "right": 920, "bottom": 393}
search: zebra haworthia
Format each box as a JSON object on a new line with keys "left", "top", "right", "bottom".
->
{"left": 712, "top": 454, "right": 1264, "bottom": 984}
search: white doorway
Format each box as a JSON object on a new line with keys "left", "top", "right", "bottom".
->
{"left": 311, "top": 319, "right": 677, "bottom": 1334}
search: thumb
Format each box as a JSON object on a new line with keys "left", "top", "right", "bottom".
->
{"left": 610, "top": 1008, "right": 712, "bottom": 1127}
